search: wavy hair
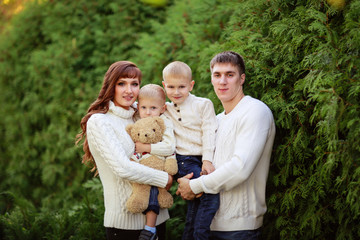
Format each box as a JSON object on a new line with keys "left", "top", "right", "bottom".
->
{"left": 75, "top": 61, "right": 142, "bottom": 173}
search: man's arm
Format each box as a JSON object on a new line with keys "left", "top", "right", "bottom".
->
{"left": 180, "top": 103, "right": 274, "bottom": 196}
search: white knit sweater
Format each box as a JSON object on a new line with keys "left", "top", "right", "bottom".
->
{"left": 164, "top": 93, "right": 217, "bottom": 162}
{"left": 190, "top": 96, "right": 276, "bottom": 231}
{"left": 86, "top": 101, "right": 169, "bottom": 230}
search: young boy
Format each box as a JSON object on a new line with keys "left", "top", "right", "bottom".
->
{"left": 162, "top": 61, "right": 219, "bottom": 240}
{"left": 134, "top": 84, "right": 176, "bottom": 240}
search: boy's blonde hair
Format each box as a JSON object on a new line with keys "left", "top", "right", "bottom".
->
{"left": 162, "top": 61, "right": 192, "bottom": 81}
{"left": 138, "top": 84, "right": 166, "bottom": 105}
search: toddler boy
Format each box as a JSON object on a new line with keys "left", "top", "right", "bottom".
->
{"left": 135, "top": 84, "right": 176, "bottom": 240}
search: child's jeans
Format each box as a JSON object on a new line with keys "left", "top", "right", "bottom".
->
{"left": 209, "top": 228, "right": 262, "bottom": 240}
{"left": 176, "top": 154, "right": 220, "bottom": 240}
{"left": 143, "top": 186, "right": 160, "bottom": 215}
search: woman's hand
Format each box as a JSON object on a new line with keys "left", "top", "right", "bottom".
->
{"left": 166, "top": 174, "right": 173, "bottom": 190}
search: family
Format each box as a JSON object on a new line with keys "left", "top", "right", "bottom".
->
{"left": 76, "top": 51, "right": 276, "bottom": 240}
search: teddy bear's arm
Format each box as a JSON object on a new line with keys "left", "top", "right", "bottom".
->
{"left": 164, "top": 155, "right": 178, "bottom": 175}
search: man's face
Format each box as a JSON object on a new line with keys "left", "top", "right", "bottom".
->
{"left": 211, "top": 63, "right": 245, "bottom": 105}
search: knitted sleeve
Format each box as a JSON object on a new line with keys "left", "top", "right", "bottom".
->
{"left": 150, "top": 116, "right": 176, "bottom": 156}
{"left": 87, "top": 114, "right": 168, "bottom": 187}
{"left": 190, "top": 102, "right": 274, "bottom": 194}
{"left": 200, "top": 99, "right": 217, "bottom": 162}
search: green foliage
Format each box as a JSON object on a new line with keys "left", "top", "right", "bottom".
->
{"left": 0, "top": 0, "right": 168, "bottom": 206}
{"left": 132, "top": 0, "right": 235, "bottom": 110}
{"left": 1, "top": 179, "right": 105, "bottom": 240}
{"left": 0, "top": 0, "right": 359, "bottom": 239}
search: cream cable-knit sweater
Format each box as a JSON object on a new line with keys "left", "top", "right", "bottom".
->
{"left": 87, "top": 101, "right": 169, "bottom": 229}
{"left": 164, "top": 93, "right": 217, "bottom": 162}
{"left": 190, "top": 96, "right": 276, "bottom": 231}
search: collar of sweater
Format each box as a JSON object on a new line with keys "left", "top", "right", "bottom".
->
{"left": 172, "top": 93, "right": 194, "bottom": 108}
{"left": 108, "top": 101, "right": 135, "bottom": 119}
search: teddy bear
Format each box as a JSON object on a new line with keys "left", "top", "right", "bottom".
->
{"left": 125, "top": 116, "right": 178, "bottom": 214}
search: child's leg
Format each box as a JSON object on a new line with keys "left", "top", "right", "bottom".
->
{"left": 145, "top": 210, "right": 157, "bottom": 228}
{"left": 142, "top": 186, "right": 160, "bottom": 236}
{"left": 193, "top": 193, "right": 220, "bottom": 240}
{"left": 182, "top": 198, "right": 200, "bottom": 240}
{"left": 176, "top": 154, "right": 203, "bottom": 240}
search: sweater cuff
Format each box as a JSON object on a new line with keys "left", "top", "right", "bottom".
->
{"left": 150, "top": 143, "right": 172, "bottom": 156}
{"left": 189, "top": 177, "right": 204, "bottom": 195}
{"left": 154, "top": 171, "right": 169, "bottom": 188}
{"left": 202, "top": 152, "right": 213, "bottom": 163}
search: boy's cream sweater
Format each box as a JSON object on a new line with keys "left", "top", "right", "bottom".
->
{"left": 164, "top": 93, "right": 217, "bottom": 162}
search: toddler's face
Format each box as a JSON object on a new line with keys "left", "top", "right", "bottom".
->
{"left": 162, "top": 77, "right": 194, "bottom": 105}
{"left": 138, "top": 97, "right": 166, "bottom": 118}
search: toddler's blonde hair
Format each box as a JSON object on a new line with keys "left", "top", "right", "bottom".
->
{"left": 138, "top": 84, "right": 166, "bottom": 105}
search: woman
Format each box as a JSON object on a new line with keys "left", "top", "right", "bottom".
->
{"left": 76, "top": 61, "right": 172, "bottom": 240}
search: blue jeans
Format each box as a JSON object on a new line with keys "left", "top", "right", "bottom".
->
{"left": 143, "top": 186, "right": 160, "bottom": 215}
{"left": 176, "top": 154, "right": 220, "bottom": 240}
{"left": 209, "top": 228, "right": 262, "bottom": 240}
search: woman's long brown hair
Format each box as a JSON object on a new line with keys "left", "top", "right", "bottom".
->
{"left": 75, "top": 61, "right": 142, "bottom": 174}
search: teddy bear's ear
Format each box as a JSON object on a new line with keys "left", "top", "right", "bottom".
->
{"left": 125, "top": 124, "right": 133, "bottom": 137}
{"left": 154, "top": 117, "right": 165, "bottom": 134}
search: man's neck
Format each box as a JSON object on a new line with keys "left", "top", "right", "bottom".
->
{"left": 223, "top": 92, "right": 245, "bottom": 114}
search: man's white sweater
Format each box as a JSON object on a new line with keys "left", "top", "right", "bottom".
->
{"left": 86, "top": 101, "right": 169, "bottom": 229}
{"left": 190, "top": 96, "right": 276, "bottom": 231}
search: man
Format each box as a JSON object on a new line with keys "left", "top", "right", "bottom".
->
{"left": 176, "top": 51, "right": 276, "bottom": 240}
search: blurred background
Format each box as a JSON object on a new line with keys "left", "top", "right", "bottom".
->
{"left": 0, "top": 0, "right": 359, "bottom": 239}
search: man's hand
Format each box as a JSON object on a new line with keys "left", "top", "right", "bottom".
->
{"left": 135, "top": 142, "right": 151, "bottom": 153}
{"left": 176, "top": 173, "right": 197, "bottom": 200}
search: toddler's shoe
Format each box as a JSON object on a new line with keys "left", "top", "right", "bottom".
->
{"left": 138, "top": 229, "right": 157, "bottom": 240}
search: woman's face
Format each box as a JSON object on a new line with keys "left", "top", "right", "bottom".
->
{"left": 113, "top": 78, "right": 140, "bottom": 109}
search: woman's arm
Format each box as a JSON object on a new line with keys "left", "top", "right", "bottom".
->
{"left": 87, "top": 114, "right": 169, "bottom": 188}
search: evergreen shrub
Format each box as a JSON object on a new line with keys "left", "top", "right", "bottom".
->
{"left": 0, "top": 0, "right": 359, "bottom": 239}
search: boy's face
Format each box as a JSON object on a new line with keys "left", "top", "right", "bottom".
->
{"left": 138, "top": 97, "right": 166, "bottom": 118}
{"left": 162, "top": 77, "right": 194, "bottom": 105}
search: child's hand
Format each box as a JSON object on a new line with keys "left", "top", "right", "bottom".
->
{"left": 135, "top": 142, "right": 151, "bottom": 153}
{"left": 202, "top": 160, "right": 215, "bottom": 175}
